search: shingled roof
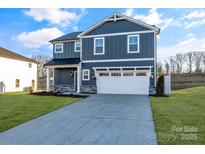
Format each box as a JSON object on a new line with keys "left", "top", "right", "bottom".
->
{"left": 0, "top": 47, "right": 37, "bottom": 63}
{"left": 50, "top": 31, "right": 83, "bottom": 42}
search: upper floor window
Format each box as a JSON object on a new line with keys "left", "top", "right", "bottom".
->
{"left": 75, "top": 42, "right": 81, "bottom": 52}
{"left": 94, "top": 37, "right": 104, "bottom": 55}
{"left": 127, "top": 35, "right": 139, "bottom": 53}
{"left": 55, "top": 43, "right": 63, "bottom": 53}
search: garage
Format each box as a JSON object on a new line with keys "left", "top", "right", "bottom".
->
{"left": 94, "top": 67, "right": 151, "bottom": 95}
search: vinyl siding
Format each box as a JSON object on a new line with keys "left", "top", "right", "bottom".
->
{"left": 85, "top": 19, "right": 150, "bottom": 36}
{"left": 54, "top": 68, "right": 76, "bottom": 85}
{"left": 53, "top": 42, "right": 80, "bottom": 59}
{"left": 82, "top": 32, "right": 154, "bottom": 61}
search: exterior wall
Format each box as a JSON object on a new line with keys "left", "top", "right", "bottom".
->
{"left": 53, "top": 41, "right": 80, "bottom": 59}
{"left": 54, "top": 68, "right": 77, "bottom": 93}
{"left": 81, "top": 60, "right": 155, "bottom": 93}
{"left": 82, "top": 32, "right": 154, "bottom": 61}
{"left": 0, "top": 57, "right": 37, "bottom": 92}
{"left": 85, "top": 20, "right": 149, "bottom": 36}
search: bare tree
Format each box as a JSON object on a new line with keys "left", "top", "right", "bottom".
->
{"left": 164, "top": 60, "right": 170, "bottom": 74}
{"left": 31, "top": 55, "right": 52, "bottom": 78}
{"left": 193, "top": 52, "right": 203, "bottom": 73}
{"left": 169, "top": 57, "right": 176, "bottom": 74}
{"left": 185, "top": 52, "right": 194, "bottom": 73}
{"left": 157, "top": 61, "right": 163, "bottom": 75}
{"left": 202, "top": 52, "right": 205, "bottom": 72}
{"left": 174, "top": 53, "right": 185, "bottom": 74}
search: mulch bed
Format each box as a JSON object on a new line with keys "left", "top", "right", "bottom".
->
{"left": 30, "top": 91, "right": 88, "bottom": 98}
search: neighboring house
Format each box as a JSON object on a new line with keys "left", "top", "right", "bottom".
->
{"left": 0, "top": 47, "right": 37, "bottom": 92}
{"left": 45, "top": 13, "right": 160, "bottom": 95}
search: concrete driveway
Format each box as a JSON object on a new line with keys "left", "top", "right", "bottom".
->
{"left": 0, "top": 94, "right": 157, "bottom": 145}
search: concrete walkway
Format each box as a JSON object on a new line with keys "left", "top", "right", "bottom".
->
{"left": 0, "top": 94, "right": 157, "bottom": 145}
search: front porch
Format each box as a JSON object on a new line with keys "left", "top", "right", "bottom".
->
{"left": 45, "top": 58, "right": 81, "bottom": 94}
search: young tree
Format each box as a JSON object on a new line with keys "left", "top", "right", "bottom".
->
{"left": 185, "top": 52, "right": 194, "bottom": 73}
{"left": 193, "top": 52, "right": 203, "bottom": 73}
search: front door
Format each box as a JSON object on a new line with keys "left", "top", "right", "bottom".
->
{"left": 74, "top": 71, "right": 77, "bottom": 92}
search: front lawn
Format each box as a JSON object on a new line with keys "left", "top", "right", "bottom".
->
{"left": 0, "top": 92, "right": 82, "bottom": 132}
{"left": 150, "top": 86, "right": 205, "bottom": 144}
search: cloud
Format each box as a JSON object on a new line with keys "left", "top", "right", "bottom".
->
{"left": 158, "top": 34, "right": 205, "bottom": 58}
{"left": 24, "top": 8, "right": 87, "bottom": 27}
{"left": 184, "top": 10, "right": 205, "bottom": 19}
{"left": 184, "top": 18, "right": 205, "bottom": 29}
{"left": 13, "top": 27, "right": 64, "bottom": 48}
{"left": 123, "top": 8, "right": 174, "bottom": 30}
{"left": 72, "top": 26, "right": 78, "bottom": 32}
{"left": 123, "top": 8, "right": 135, "bottom": 17}
{"left": 177, "top": 33, "right": 197, "bottom": 46}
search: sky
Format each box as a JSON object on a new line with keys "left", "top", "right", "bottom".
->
{"left": 0, "top": 8, "right": 205, "bottom": 60}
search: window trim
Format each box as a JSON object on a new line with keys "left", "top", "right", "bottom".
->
{"left": 15, "top": 79, "right": 20, "bottom": 88}
{"left": 82, "top": 69, "right": 90, "bottom": 81}
{"left": 54, "top": 43, "right": 63, "bottom": 53}
{"left": 94, "top": 37, "right": 105, "bottom": 55}
{"left": 74, "top": 42, "right": 81, "bottom": 52}
{"left": 127, "top": 34, "right": 140, "bottom": 53}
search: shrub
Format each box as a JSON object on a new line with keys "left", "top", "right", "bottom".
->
{"left": 156, "top": 75, "right": 164, "bottom": 96}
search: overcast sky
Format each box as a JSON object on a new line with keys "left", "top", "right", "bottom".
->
{"left": 0, "top": 8, "right": 205, "bottom": 59}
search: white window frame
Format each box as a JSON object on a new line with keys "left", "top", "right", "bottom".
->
{"left": 94, "top": 37, "right": 105, "bottom": 55}
{"left": 82, "top": 69, "right": 90, "bottom": 81}
{"left": 54, "top": 43, "right": 63, "bottom": 53}
{"left": 75, "top": 42, "right": 81, "bottom": 52}
{"left": 127, "top": 34, "right": 140, "bottom": 53}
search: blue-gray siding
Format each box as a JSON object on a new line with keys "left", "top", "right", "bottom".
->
{"left": 85, "top": 20, "right": 149, "bottom": 36}
{"left": 82, "top": 32, "right": 154, "bottom": 61}
{"left": 54, "top": 68, "right": 76, "bottom": 85}
{"left": 81, "top": 60, "right": 155, "bottom": 87}
{"left": 53, "top": 42, "right": 80, "bottom": 59}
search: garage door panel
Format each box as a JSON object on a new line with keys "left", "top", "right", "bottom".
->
{"left": 97, "top": 76, "right": 149, "bottom": 95}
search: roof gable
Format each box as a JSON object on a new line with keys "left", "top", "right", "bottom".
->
{"left": 0, "top": 47, "right": 37, "bottom": 63}
{"left": 78, "top": 13, "right": 160, "bottom": 37}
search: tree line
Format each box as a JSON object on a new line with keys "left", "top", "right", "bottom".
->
{"left": 158, "top": 51, "right": 205, "bottom": 74}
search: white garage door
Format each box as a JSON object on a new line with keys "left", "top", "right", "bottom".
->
{"left": 96, "top": 76, "right": 149, "bottom": 95}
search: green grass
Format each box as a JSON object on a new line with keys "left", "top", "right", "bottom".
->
{"left": 0, "top": 92, "right": 82, "bottom": 132}
{"left": 150, "top": 86, "right": 205, "bottom": 144}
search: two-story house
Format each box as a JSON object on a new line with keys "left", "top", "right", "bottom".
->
{"left": 45, "top": 13, "right": 160, "bottom": 95}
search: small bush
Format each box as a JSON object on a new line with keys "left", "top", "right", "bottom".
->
{"left": 156, "top": 75, "right": 164, "bottom": 96}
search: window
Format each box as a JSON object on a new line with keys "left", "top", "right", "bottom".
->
{"left": 32, "top": 80, "right": 35, "bottom": 87}
{"left": 111, "top": 72, "right": 121, "bottom": 76}
{"left": 83, "top": 69, "right": 90, "bottom": 80}
{"left": 75, "top": 42, "right": 81, "bottom": 52}
{"left": 28, "top": 63, "right": 32, "bottom": 68}
{"left": 15, "top": 79, "right": 20, "bottom": 88}
{"left": 99, "top": 72, "right": 109, "bottom": 76}
{"left": 55, "top": 43, "right": 63, "bottom": 53}
{"left": 94, "top": 37, "right": 104, "bottom": 55}
{"left": 123, "top": 72, "right": 134, "bottom": 76}
{"left": 127, "top": 35, "right": 139, "bottom": 53}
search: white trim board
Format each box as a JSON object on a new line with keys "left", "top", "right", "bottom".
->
{"left": 79, "top": 30, "right": 154, "bottom": 38}
{"left": 82, "top": 58, "right": 154, "bottom": 63}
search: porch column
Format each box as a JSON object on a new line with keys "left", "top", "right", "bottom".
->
{"left": 77, "top": 64, "right": 81, "bottom": 93}
{"left": 46, "top": 67, "right": 50, "bottom": 92}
